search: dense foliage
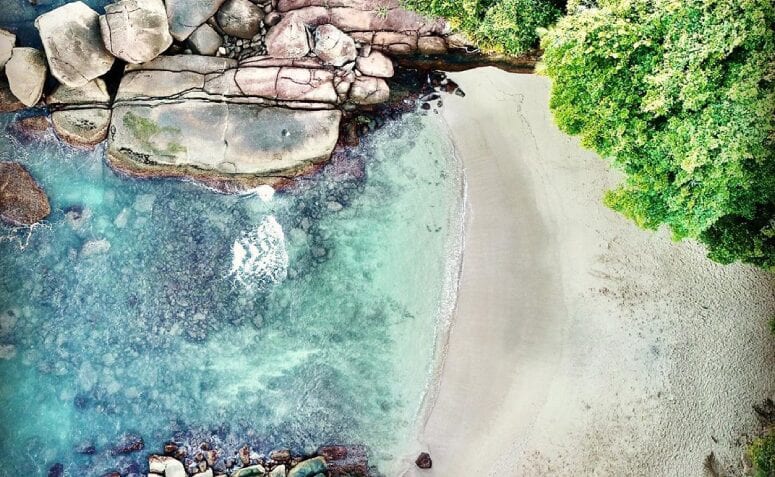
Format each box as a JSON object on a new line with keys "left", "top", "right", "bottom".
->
{"left": 540, "top": 0, "right": 775, "bottom": 269}
{"left": 749, "top": 432, "right": 775, "bottom": 477}
{"left": 403, "top": 0, "right": 563, "bottom": 54}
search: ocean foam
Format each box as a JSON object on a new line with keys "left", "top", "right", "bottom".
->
{"left": 229, "top": 215, "right": 289, "bottom": 291}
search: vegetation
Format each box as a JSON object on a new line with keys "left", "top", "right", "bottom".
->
{"left": 749, "top": 432, "right": 775, "bottom": 477}
{"left": 402, "top": 0, "right": 564, "bottom": 54}
{"left": 539, "top": 0, "right": 775, "bottom": 269}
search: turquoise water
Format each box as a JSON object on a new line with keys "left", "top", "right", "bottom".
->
{"left": 0, "top": 112, "right": 462, "bottom": 476}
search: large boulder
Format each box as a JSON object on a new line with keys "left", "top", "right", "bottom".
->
{"left": 355, "top": 50, "right": 393, "bottom": 77}
{"left": 5, "top": 48, "right": 47, "bottom": 107}
{"left": 0, "top": 162, "right": 51, "bottom": 226}
{"left": 312, "top": 24, "right": 356, "bottom": 66}
{"left": 287, "top": 457, "right": 327, "bottom": 477}
{"left": 348, "top": 76, "right": 389, "bottom": 105}
{"left": 0, "top": 77, "right": 26, "bottom": 113}
{"left": 35, "top": 2, "right": 115, "bottom": 87}
{"left": 166, "top": 0, "right": 227, "bottom": 42}
{"left": 148, "top": 456, "right": 186, "bottom": 477}
{"left": 48, "top": 79, "right": 111, "bottom": 147}
{"left": 108, "top": 103, "right": 342, "bottom": 175}
{"left": 188, "top": 23, "right": 222, "bottom": 55}
{"left": 266, "top": 17, "right": 311, "bottom": 59}
{"left": 99, "top": 0, "right": 172, "bottom": 64}
{"left": 216, "top": 0, "right": 264, "bottom": 39}
{"left": 0, "top": 29, "right": 15, "bottom": 69}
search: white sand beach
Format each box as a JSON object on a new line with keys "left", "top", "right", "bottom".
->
{"left": 405, "top": 68, "right": 775, "bottom": 476}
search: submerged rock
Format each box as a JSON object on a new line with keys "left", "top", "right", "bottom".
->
{"left": 216, "top": 0, "right": 264, "bottom": 39}
{"left": 48, "top": 79, "right": 111, "bottom": 147}
{"left": 166, "top": 0, "right": 227, "bottom": 41}
{"left": 0, "top": 28, "right": 15, "bottom": 69}
{"left": 99, "top": 0, "right": 172, "bottom": 64}
{"left": 5, "top": 47, "right": 47, "bottom": 107}
{"left": 266, "top": 17, "right": 311, "bottom": 58}
{"left": 313, "top": 24, "right": 356, "bottom": 67}
{"left": 0, "top": 162, "right": 51, "bottom": 226}
{"left": 35, "top": 1, "right": 115, "bottom": 87}
{"left": 287, "top": 457, "right": 326, "bottom": 477}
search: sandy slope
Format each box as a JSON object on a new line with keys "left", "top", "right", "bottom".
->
{"left": 403, "top": 68, "right": 775, "bottom": 476}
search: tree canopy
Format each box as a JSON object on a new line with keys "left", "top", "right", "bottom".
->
{"left": 540, "top": 0, "right": 775, "bottom": 269}
{"left": 403, "top": 0, "right": 563, "bottom": 54}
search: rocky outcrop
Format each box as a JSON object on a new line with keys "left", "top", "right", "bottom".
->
{"left": 5, "top": 48, "right": 47, "bottom": 107}
{"left": 0, "top": 78, "right": 25, "bottom": 113}
{"left": 355, "top": 50, "right": 393, "bottom": 78}
{"left": 216, "top": 0, "right": 264, "bottom": 39}
{"left": 99, "top": 0, "right": 173, "bottom": 64}
{"left": 48, "top": 79, "right": 111, "bottom": 147}
{"left": 35, "top": 2, "right": 115, "bottom": 87}
{"left": 265, "top": 17, "right": 311, "bottom": 58}
{"left": 349, "top": 76, "right": 389, "bottom": 105}
{"left": 166, "top": 0, "right": 227, "bottom": 42}
{"left": 189, "top": 24, "right": 223, "bottom": 56}
{"left": 312, "top": 24, "right": 356, "bottom": 66}
{"left": 0, "top": 29, "right": 15, "bottom": 69}
{"left": 0, "top": 162, "right": 51, "bottom": 226}
{"left": 287, "top": 457, "right": 326, "bottom": 477}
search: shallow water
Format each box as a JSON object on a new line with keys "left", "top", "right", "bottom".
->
{"left": 0, "top": 112, "right": 463, "bottom": 476}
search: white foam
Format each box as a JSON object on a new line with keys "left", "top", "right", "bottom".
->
{"left": 229, "top": 215, "right": 289, "bottom": 291}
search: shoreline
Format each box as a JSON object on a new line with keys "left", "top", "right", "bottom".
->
{"left": 406, "top": 67, "right": 775, "bottom": 476}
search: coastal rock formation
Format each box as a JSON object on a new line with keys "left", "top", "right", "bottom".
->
{"left": 48, "top": 79, "right": 111, "bottom": 147}
{"left": 0, "top": 29, "right": 15, "bottom": 69}
{"left": 287, "top": 457, "right": 326, "bottom": 477}
{"left": 149, "top": 455, "right": 186, "bottom": 477}
{"left": 0, "top": 162, "right": 51, "bottom": 226}
{"left": 165, "top": 0, "right": 227, "bottom": 41}
{"left": 349, "top": 76, "right": 389, "bottom": 104}
{"left": 5, "top": 48, "right": 47, "bottom": 107}
{"left": 216, "top": 0, "right": 264, "bottom": 39}
{"left": 188, "top": 24, "right": 223, "bottom": 55}
{"left": 355, "top": 50, "right": 393, "bottom": 78}
{"left": 0, "top": 78, "right": 25, "bottom": 113}
{"left": 265, "top": 17, "right": 311, "bottom": 58}
{"left": 312, "top": 24, "right": 356, "bottom": 66}
{"left": 99, "top": 0, "right": 173, "bottom": 64}
{"left": 35, "top": 1, "right": 115, "bottom": 87}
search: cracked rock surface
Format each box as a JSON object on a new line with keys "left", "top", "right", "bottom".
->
{"left": 48, "top": 79, "right": 112, "bottom": 147}
{"left": 35, "top": 1, "right": 115, "bottom": 87}
{"left": 5, "top": 47, "right": 47, "bottom": 107}
{"left": 166, "top": 0, "right": 228, "bottom": 42}
{"left": 0, "top": 162, "right": 51, "bottom": 226}
{"left": 99, "top": 0, "right": 173, "bottom": 64}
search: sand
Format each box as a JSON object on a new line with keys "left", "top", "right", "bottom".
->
{"left": 403, "top": 68, "right": 775, "bottom": 476}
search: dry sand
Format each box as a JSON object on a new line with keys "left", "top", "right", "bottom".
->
{"left": 403, "top": 68, "right": 775, "bottom": 476}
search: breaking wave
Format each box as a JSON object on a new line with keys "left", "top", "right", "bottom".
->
{"left": 229, "top": 215, "right": 289, "bottom": 291}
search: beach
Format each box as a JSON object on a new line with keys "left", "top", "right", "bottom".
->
{"left": 405, "top": 68, "right": 775, "bottom": 476}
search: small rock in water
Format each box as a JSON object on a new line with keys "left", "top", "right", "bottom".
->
{"left": 111, "top": 433, "right": 144, "bottom": 455}
{"left": 47, "top": 463, "right": 64, "bottom": 477}
{"left": 415, "top": 452, "right": 432, "bottom": 469}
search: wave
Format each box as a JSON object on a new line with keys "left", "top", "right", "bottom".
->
{"left": 229, "top": 215, "right": 289, "bottom": 291}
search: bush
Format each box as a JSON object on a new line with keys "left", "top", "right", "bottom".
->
{"left": 750, "top": 432, "right": 775, "bottom": 477}
{"left": 403, "top": 0, "right": 563, "bottom": 54}
{"left": 540, "top": 0, "right": 775, "bottom": 269}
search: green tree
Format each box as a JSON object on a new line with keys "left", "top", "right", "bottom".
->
{"left": 749, "top": 432, "right": 775, "bottom": 477}
{"left": 403, "top": 0, "right": 563, "bottom": 54}
{"left": 540, "top": 0, "right": 775, "bottom": 269}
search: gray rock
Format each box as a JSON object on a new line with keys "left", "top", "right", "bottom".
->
{"left": 312, "top": 24, "right": 356, "bottom": 67}
{"left": 287, "top": 457, "right": 326, "bottom": 477}
{"left": 188, "top": 23, "right": 223, "bottom": 55}
{"left": 35, "top": 2, "right": 115, "bottom": 87}
{"left": 216, "top": 0, "right": 264, "bottom": 39}
{"left": 108, "top": 103, "right": 342, "bottom": 175}
{"left": 348, "top": 76, "right": 389, "bottom": 105}
{"left": 5, "top": 47, "right": 47, "bottom": 107}
{"left": 166, "top": 0, "right": 228, "bottom": 42}
{"left": 265, "top": 16, "right": 310, "bottom": 58}
{"left": 355, "top": 50, "right": 393, "bottom": 78}
{"left": 268, "top": 464, "right": 286, "bottom": 477}
{"left": 99, "top": 0, "right": 172, "bottom": 64}
{"left": 48, "top": 79, "right": 111, "bottom": 147}
{"left": 0, "top": 28, "right": 15, "bottom": 69}
{"left": 148, "top": 456, "right": 186, "bottom": 477}
{"left": 0, "top": 77, "right": 26, "bottom": 113}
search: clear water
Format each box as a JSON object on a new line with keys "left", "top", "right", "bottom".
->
{"left": 0, "top": 112, "right": 463, "bottom": 476}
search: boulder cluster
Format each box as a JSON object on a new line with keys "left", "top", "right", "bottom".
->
{"left": 95, "top": 441, "right": 372, "bottom": 477}
{"left": 0, "top": 0, "right": 454, "bottom": 189}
